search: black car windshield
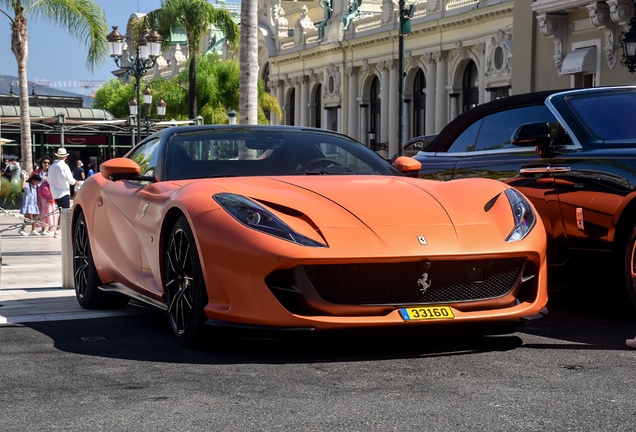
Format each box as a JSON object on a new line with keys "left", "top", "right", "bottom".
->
{"left": 165, "top": 129, "right": 400, "bottom": 180}
{"left": 567, "top": 91, "right": 636, "bottom": 141}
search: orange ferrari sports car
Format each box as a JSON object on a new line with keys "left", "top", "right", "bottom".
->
{"left": 73, "top": 126, "right": 548, "bottom": 345}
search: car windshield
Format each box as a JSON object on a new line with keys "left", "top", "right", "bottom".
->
{"left": 165, "top": 129, "right": 400, "bottom": 180}
{"left": 566, "top": 90, "right": 636, "bottom": 141}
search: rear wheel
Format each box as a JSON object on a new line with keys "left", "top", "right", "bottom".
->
{"left": 164, "top": 216, "right": 208, "bottom": 346}
{"left": 73, "top": 212, "right": 128, "bottom": 309}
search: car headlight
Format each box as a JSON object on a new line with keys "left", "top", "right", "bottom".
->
{"left": 214, "top": 193, "right": 327, "bottom": 248}
{"left": 504, "top": 188, "right": 536, "bottom": 242}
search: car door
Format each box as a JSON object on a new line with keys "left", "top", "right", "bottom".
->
{"left": 547, "top": 90, "right": 636, "bottom": 253}
{"left": 445, "top": 106, "right": 569, "bottom": 265}
{"left": 93, "top": 138, "right": 162, "bottom": 293}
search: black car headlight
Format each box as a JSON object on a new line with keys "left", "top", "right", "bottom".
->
{"left": 504, "top": 188, "right": 536, "bottom": 242}
{"left": 214, "top": 193, "right": 327, "bottom": 248}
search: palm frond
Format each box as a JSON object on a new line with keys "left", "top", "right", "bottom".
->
{"left": 27, "top": 0, "right": 108, "bottom": 71}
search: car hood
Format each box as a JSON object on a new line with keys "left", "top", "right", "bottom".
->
{"left": 218, "top": 176, "right": 451, "bottom": 226}
{"left": 201, "top": 176, "right": 516, "bottom": 255}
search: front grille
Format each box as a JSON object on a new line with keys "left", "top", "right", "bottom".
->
{"left": 303, "top": 258, "right": 525, "bottom": 305}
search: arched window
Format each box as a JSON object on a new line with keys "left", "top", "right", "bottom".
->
{"left": 413, "top": 69, "right": 426, "bottom": 137}
{"left": 288, "top": 88, "right": 295, "bottom": 126}
{"left": 463, "top": 61, "right": 479, "bottom": 113}
{"left": 314, "top": 84, "right": 322, "bottom": 128}
{"left": 370, "top": 76, "right": 381, "bottom": 148}
{"left": 262, "top": 63, "right": 270, "bottom": 122}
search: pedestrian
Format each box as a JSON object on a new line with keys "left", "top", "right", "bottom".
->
{"left": 18, "top": 172, "right": 41, "bottom": 236}
{"left": 72, "top": 159, "right": 85, "bottom": 198}
{"left": 87, "top": 163, "right": 95, "bottom": 177}
{"left": 47, "top": 148, "right": 76, "bottom": 238}
{"left": 33, "top": 157, "right": 57, "bottom": 235}
{"left": 2, "top": 158, "right": 11, "bottom": 180}
{"left": 8, "top": 156, "right": 21, "bottom": 183}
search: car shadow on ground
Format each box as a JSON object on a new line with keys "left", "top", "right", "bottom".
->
{"left": 518, "top": 286, "right": 636, "bottom": 351}
{"left": 19, "top": 285, "right": 636, "bottom": 365}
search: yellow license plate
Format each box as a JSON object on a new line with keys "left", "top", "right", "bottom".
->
{"left": 399, "top": 306, "right": 455, "bottom": 321}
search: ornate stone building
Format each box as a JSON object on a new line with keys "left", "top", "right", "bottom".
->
{"left": 258, "top": 0, "right": 516, "bottom": 157}
{"left": 257, "top": 0, "right": 636, "bottom": 158}
{"left": 515, "top": 0, "right": 636, "bottom": 94}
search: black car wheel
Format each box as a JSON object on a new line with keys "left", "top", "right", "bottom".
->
{"left": 74, "top": 212, "right": 128, "bottom": 309}
{"left": 164, "top": 216, "right": 208, "bottom": 345}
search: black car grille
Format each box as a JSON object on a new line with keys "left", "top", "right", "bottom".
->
{"left": 303, "top": 258, "right": 525, "bottom": 305}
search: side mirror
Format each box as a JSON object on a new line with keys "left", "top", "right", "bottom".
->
{"left": 511, "top": 122, "right": 552, "bottom": 156}
{"left": 100, "top": 158, "right": 156, "bottom": 182}
{"left": 393, "top": 156, "right": 421, "bottom": 177}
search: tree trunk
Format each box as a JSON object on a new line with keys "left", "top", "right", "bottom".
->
{"left": 12, "top": 15, "right": 33, "bottom": 174}
{"left": 188, "top": 53, "right": 197, "bottom": 120}
{"left": 239, "top": 0, "right": 258, "bottom": 125}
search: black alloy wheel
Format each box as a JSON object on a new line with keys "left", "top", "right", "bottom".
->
{"left": 164, "top": 216, "right": 208, "bottom": 345}
{"left": 73, "top": 212, "right": 128, "bottom": 309}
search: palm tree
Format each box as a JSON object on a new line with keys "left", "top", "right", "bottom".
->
{"left": 140, "top": 0, "right": 239, "bottom": 121}
{"left": 240, "top": 0, "right": 258, "bottom": 125}
{"left": 93, "top": 55, "right": 282, "bottom": 126}
{"left": 0, "top": 0, "right": 108, "bottom": 174}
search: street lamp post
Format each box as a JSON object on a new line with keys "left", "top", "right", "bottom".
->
{"left": 620, "top": 1, "right": 636, "bottom": 73}
{"left": 397, "top": 2, "right": 415, "bottom": 158}
{"left": 228, "top": 108, "right": 237, "bottom": 125}
{"left": 107, "top": 26, "right": 163, "bottom": 144}
{"left": 156, "top": 98, "right": 167, "bottom": 118}
{"left": 143, "top": 87, "right": 153, "bottom": 136}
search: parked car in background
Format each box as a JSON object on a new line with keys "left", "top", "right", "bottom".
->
{"left": 390, "top": 134, "right": 438, "bottom": 162}
{"left": 413, "top": 86, "right": 636, "bottom": 307}
{"left": 72, "top": 125, "right": 548, "bottom": 345}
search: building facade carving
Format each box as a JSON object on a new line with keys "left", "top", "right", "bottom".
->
{"left": 486, "top": 30, "right": 513, "bottom": 77}
{"left": 323, "top": 63, "right": 342, "bottom": 99}
{"left": 538, "top": 13, "right": 568, "bottom": 73}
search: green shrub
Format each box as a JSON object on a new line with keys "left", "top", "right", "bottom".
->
{"left": 0, "top": 177, "right": 23, "bottom": 205}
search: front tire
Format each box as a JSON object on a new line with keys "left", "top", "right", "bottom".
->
{"left": 73, "top": 212, "right": 128, "bottom": 309}
{"left": 164, "top": 216, "right": 208, "bottom": 346}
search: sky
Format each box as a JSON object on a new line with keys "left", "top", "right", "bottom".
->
{"left": 0, "top": 0, "right": 163, "bottom": 96}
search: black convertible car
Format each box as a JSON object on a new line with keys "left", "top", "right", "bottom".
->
{"left": 413, "top": 86, "right": 636, "bottom": 306}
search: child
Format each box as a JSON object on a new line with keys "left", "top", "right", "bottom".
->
{"left": 18, "top": 173, "right": 42, "bottom": 236}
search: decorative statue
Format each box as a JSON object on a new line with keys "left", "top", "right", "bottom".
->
{"left": 342, "top": 0, "right": 364, "bottom": 31}
{"left": 294, "top": 5, "right": 315, "bottom": 45}
{"left": 272, "top": 3, "right": 288, "bottom": 31}
{"left": 317, "top": 0, "right": 333, "bottom": 40}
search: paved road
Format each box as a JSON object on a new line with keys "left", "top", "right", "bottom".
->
{"left": 2, "top": 213, "right": 636, "bottom": 430}
{"left": 0, "top": 213, "right": 148, "bottom": 323}
{"left": 1, "top": 289, "right": 636, "bottom": 431}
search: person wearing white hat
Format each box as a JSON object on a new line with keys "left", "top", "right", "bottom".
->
{"left": 47, "top": 147, "right": 76, "bottom": 237}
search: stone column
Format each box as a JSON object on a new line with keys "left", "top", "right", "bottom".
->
{"left": 379, "top": 61, "right": 390, "bottom": 147}
{"left": 346, "top": 67, "right": 359, "bottom": 141}
{"left": 300, "top": 76, "right": 310, "bottom": 126}
{"left": 388, "top": 60, "right": 399, "bottom": 156}
{"left": 294, "top": 77, "right": 301, "bottom": 127}
{"left": 450, "top": 94, "right": 460, "bottom": 121}
{"left": 434, "top": 51, "right": 449, "bottom": 133}
{"left": 360, "top": 104, "right": 368, "bottom": 146}
{"left": 424, "top": 54, "right": 436, "bottom": 135}
{"left": 404, "top": 99, "right": 410, "bottom": 142}
{"left": 475, "top": 42, "right": 487, "bottom": 105}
